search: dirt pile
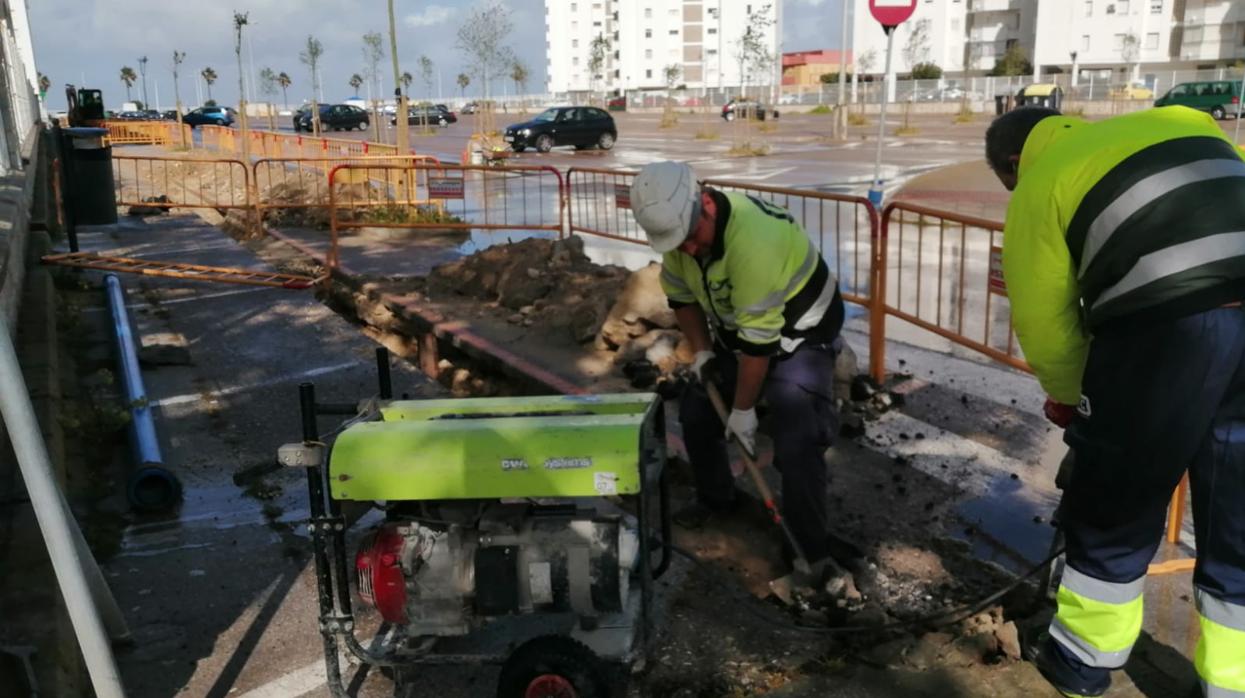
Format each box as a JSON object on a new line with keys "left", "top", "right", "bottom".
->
{"left": 260, "top": 179, "right": 330, "bottom": 229}
{"left": 426, "top": 235, "right": 630, "bottom": 345}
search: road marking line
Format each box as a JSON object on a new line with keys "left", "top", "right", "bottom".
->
{"left": 232, "top": 659, "right": 326, "bottom": 698}
{"left": 152, "top": 360, "right": 360, "bottom": 409}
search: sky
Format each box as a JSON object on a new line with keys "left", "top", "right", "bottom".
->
{"left": 30, "top": 0, "right": 845, "bottom": 112}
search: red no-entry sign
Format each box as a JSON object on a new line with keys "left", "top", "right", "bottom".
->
{"left": 869, "top": 0, "right": 917, "bottom": 28}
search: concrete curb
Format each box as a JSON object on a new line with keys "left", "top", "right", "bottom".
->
{"left": 265, "top": 227, "right": 589, "bottom": 396}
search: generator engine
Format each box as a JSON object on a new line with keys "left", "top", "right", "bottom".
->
{"left": 356, "top": 503, "right": 640, "bottom": 636}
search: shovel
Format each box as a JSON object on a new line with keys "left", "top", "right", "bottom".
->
{"left": 702, "top": 381, "right": 850, "bottom": 600}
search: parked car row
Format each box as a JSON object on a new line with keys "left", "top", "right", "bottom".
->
{"left": 293, "top": 104, "right": 369, "bottom": 132}
{"left": 503, "top": 106, "right": 616, "bottom": 152}
{"left": 721, "top": 98, "right": 778, "bottom": 122}
{"left": 390, "top": 104, "right": 457, "bottom": 127}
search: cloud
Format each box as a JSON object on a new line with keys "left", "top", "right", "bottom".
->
{"left": 405, "top": 5, "right": 455, "bottom": 28}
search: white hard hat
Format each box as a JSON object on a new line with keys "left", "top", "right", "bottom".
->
{"left": 630, "top": 161, "right": 701, "bottom": 254}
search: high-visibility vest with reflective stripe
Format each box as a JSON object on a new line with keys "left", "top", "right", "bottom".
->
{"left": 659, "top": 191, "right": 839, "bottom": 356}
{"left": 1002, "top": 106, "right": 1245, "bottom": 404}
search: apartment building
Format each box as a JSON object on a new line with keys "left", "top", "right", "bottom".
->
{"left": 545, "top": 0, "right": 781, "bottom": 94}
{"left": 848, "top": 0, "right": 1243, "bottom": 81}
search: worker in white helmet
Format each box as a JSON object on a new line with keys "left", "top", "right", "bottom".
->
{"left": 630, "top": 160, "right": 848, "bottom": 568}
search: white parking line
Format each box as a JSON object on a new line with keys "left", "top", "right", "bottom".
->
{"left": 232, "top": 660, "right": 325, "bottom": 698}
{"left": 152, "top": 360, "right": 361, "bottom": 408}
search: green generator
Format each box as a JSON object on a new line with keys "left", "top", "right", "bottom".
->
{"left": 279, "top": 349, "right": 671, "bottom": 698}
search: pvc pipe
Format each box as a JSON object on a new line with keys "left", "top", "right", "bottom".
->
{"left": 105, "top": 274, "right": 182, "bottom": 511}
{"left": 0, "top": 316, "right": 127, "bottom": 698}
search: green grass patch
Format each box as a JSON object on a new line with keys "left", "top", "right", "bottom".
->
{"left": 809, "top": 104, "right": 832, "bottom": 114}
{"left": 848, "top": 113, "right": 868, "bottom": 126}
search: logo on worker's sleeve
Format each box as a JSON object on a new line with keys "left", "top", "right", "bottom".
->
{"left": 1077, "top": 396, "right": 1092, "bottom": 418}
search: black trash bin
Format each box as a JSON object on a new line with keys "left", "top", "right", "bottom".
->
{"left": 60, "top": 127, "right": 117, "bottom": 226}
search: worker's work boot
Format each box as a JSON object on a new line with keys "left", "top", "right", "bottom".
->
{"left": 1022, "top": 628, "right": 1110, "bottom": 697}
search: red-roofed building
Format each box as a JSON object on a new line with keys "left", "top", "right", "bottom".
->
{"left": 782, "top": 50, "right": 853, "bottom": 86}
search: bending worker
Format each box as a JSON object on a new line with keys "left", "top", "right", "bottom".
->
{"left": 986, "top": 105, "right": 1245, "bottom": 698}
{"left": 629, "top": 160, "right": 846, "bottom": 568}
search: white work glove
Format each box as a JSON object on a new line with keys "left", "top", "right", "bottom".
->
{"left": 690, "top": 350, "right": 717, "bottom": 383}
{"left": 726, "top": 407, "right": 758, "bottom": 457}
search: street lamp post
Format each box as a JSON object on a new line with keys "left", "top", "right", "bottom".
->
{"left": 138, "top": 56, "right": 148, "bottom": 107}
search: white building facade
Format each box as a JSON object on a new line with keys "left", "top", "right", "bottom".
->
{"left": 848, "top": 0, "right": 1243, "bottom": 84}
{"left": 545, "top": 0, "right": 781, "bottom": 94}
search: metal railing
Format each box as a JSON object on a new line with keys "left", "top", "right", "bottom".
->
{"left": 874, "top": 201, "right": 1025, "bottom": 381}
{"left": 112, "top": 154, "right": 251, "bottom": 210}
{"left": 103, "top": 120, "right": 190, "bottom": 147}
{"left": 327, "top": 162, "right": 566, "bottom": 271}
{"left": 252, "top": 154, "right": 442, "bottom": 225}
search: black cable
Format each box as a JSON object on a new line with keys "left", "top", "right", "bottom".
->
{"left": 664, "top": 542, "right": 1065, "bottom": 635}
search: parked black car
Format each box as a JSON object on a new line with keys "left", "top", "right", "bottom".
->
{"left": 294, "top": 104, "right": 370, "bottom": 132}
{"left": 182, "top": 106, "right": 235, "bottom": 127}
{"left": 503, "top": 106, "right": 617, "bottom": 153}
{"left": 721, "top": 98, "right": 775, "bottom": 121}
{"left": 390, "top": 104, "right": 457, "bottom": 127}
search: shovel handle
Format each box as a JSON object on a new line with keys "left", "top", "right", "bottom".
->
{"left": 703, "top": 381, "right": 813, "bottom": 572}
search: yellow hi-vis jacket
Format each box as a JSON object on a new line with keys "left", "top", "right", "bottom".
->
{"left": 1002, "top": 106, "right": 1245, "bottom": 404}
{"left": 659, "top": 190, "right": 842, "bottom": 356}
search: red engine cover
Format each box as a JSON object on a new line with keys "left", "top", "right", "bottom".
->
{"left": 356, "top": 526, "right": 408, "bottom": 624}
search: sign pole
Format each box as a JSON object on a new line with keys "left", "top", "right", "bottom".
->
{"left": 1235, "top": 70, "right": 1244, "bottom": 143}
{"left": 868, "top": 27, "right": 896, "bottom": 207}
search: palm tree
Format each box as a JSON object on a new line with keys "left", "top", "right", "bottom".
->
{"left": 349, "top": 73, "right": 364, "bottom": 94}
{"left": 457, "top": 73, "right": 470, "bottom": 98}
{"left": 400, "top": 71, "right": 413, "bottom": 95}
{"left": 200, "top": 67, "right": 217, "bottom": 101}
{"left": 120, "top": 66, "right": 137, "bottom": 101}
{"left": 277, "top": 72, "right": 291, "bottom": 110}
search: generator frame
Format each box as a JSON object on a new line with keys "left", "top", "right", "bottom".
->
{"left": 287, "top": 348, "right": 672, "bottom": 697}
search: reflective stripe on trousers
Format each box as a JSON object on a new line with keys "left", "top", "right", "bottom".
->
{"left": 1197, "top": 589, "right": 1245, "bottom": 696}
{"left": 1048, "top": 566, "right": 1145, "bottom": 669}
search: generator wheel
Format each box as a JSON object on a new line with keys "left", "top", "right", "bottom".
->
{"left": 496, "top": 636, "right": 607, "bottom": 698}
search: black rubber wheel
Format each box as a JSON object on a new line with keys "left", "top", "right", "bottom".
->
{"left": 359, "top": 121, "right": 369, "bottom": 131}
{"left": 439, "top": 117, "right": 448, "bottom": 127}
{"left": 1212, "top": 105, "right": 1227, "bottom": 120}
{"left": 724, "top": 111, "right": 735, "bottom": 122}
{"left": 496, "top": 636, "right": 607, "bottom": 698}
{"left": 597, "top": 132, "right": 615, "bottom": 150}
{"left": 536, "top": 134, "right": 554, "bottom": 153}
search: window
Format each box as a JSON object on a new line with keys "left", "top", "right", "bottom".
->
{"left": 708, "top": 27, "right": 717, "bottom": 34}
{"left": 707, "top": 49, "right": 717, "bottom": 56}
{"left": 1113, "top": 33, "right": 1126, "bottom": 49}
{"left": 1150, "top": 0, "right": 1162, "bottom": 12}
{"left": 572, "top": 21, "right": 578, "bottom": 29}
{"left": 593, "top": 20, "right": 601, "bottom": 27}
{"left": 593, "top": 2, "right": 601, "bottom": 8}
{"left": 572, "top": 39, "right": 579, "bottom": 48}
{"left": 644, "top": 7, "right": 651, "bottom": 18}
{"left": 669, "top": 8, "right": 678, "bottom": 15}
{"left": 670, "top": 29, "right": 678, "bottom": 35}
{"left": 645, "top": 48, "right": 652, "bottom": 59}
{"left": 571, "top": 2, "right": 577, "bottom": 10}
{"left": 1145, "top": 32, "right": 1159, "bottom": 49}
{"left": 645, "top": 28, "right": 652, "bottom": 38}
{"left": 646, "top": 69, "right": 653, "bottom": 78}
{"left": 1085, "top": 1, "right": 1093, "bottom": 16}
{"left": 708, "top": 7, "right": 718, "bottom": 18}
{"left": 573, "top": 57, "right": 580, "bottom": 66}
{"left": 1117, "top": 0, "right": 1129, "bottom": 13}
{"left": 1082, "top": 34, "right": 1091, "bottom": 51}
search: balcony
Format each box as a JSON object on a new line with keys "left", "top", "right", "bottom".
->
{"left": 967, "top": 0, "right": 1018, "bottom": 12}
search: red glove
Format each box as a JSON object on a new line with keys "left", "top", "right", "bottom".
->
{"left": 1043, "top": 398, "right": 1077, "bottom": 428}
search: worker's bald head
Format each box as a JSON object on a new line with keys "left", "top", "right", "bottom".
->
{"left": 985, "top": 107, "right": 1061, "bottom": 191}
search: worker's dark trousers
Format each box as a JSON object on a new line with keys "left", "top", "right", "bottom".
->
{"left": 1046, "top": 307, "right": 1245, "bottom": 696}
{"left": 680, "top": 341, "right": 839, "bottom": 563}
